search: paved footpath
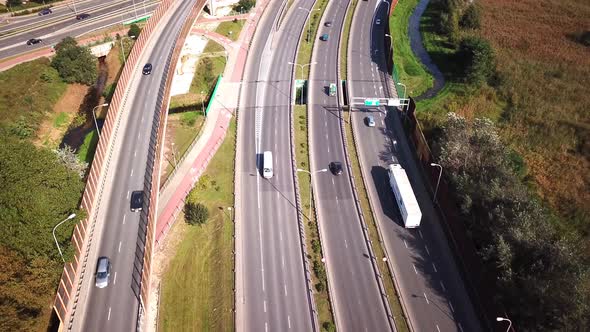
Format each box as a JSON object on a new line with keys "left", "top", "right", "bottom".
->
{"left": 155, "top": 0, "right": 270, "bottom": 244}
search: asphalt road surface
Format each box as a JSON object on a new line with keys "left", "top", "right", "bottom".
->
{"left": 236, "top": 0, "right": 317, "bottom": 331}
{"left": 71, "top": 0, "right": 199, "bottom": 330}
{"left": 0, "top": 0, "right": 158, "bottom": 60}
{"left": 308, "top": 0, "right": 393, "bottom": 331}
{"left": 347, "top": 1, "right": 482, "bottom": 331}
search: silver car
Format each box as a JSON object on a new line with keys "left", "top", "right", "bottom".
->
{"left": 95, "top": 257, "right": 111, "bottom": 288}
{"left": 366, "top": 115, "right": 376, "bottom": 127}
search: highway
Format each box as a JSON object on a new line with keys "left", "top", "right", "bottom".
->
{"left": 308, "top": 0, "right": 392, "bottom": 331}
{"left": 0, "top": 0, "right": 158, "bottom": 60}
{"left": 70, "top": 0, "right": 200, "bottom": 330}
{"left": 236, "top": 0, "right": 317, "bottom": 330}
{"left": 347, "top": 1, "right": 482, "bottom": 331}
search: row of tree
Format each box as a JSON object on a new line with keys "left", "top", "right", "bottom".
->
{"left": 432, "top": 113, "right": 590, "bottom": 330}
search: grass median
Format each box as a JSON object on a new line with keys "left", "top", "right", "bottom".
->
{"left": 294, "top": 105, "right": 335, "bottom": 331}
{"left": 295, "top": 0, "right": 330, "bottom": 80}
{"left": 343, "top": 111, "right": 410, "bottom": 332}
{"left": 340, "top": 0, "right": 358, "bottom": 79}
{"left": 158, "top": 119, "right": 236, "bottom": 332}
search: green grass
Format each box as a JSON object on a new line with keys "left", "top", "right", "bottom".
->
{"left": 190, "top": 56, "right": 226, "bottom": 95}
{"left": 53, "top": 112, "right": 68, "bottom": 128}
{"left": 295, "top": 0, "right": 330, "bottom": 80}
{"left": 77, "top": 129, "right": 99, "bottom": 164}
{"left": 340, "top": 0, "right": 358, "bottom": 79}
{"left": 0, "top": 58, "right": 67, "bottom": 136}
{"left": 343, "top": 111, "right": 410, "bottom": 332}
{"left": 389, "top": 0, "right": 433, "bottom": 97}
{"left": 216, "top": 19, "right": 246, "bottom": 41}
{"left": 294, "top": 105, "right": 335, "bottom": 329}
{"left": 162, "top": 111, "right": 206, "bottom": 182}
{"left": 159, "top": 119, "right": 236, "bottom": 332}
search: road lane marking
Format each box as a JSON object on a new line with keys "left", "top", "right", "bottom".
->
{"left": 137, "top": 132, "right": 141, "bottom": 140}
{"left": 331, "top": 178, "right": 335, "bottom": 185}
{"left": 265, "top": 322, "right": 268, "bottom": 332}
{"left": 440, "top": 280, "right": 446, "bottom": 292}
{"left": 282, "top": 256, "right": 285, "bottom": 267}
{"left": 413, "top": 264, "right": 418, "bottom": 274}
{"left": 134, "top": 150, "right": 137, "bottom": 157}
{"left": 107, "top": 307, "right": 111, "bottom": 320}
{"left": 418, "top": 230, "right": 423, "bottom": 239}
{"left": 130, "top": 168, "right": 134, "bottom": 177}
{"left": 424, "top": 292, "right": 430, "bottom": 304}
{"left": 123, "top": 215, "right": 126, "bottom": 225}
{"left": 432, "top": 263, "right": 438, "bottom": 273}
{"left": 458, "top": 323, "right": 464, "bottom": 332}
{"left": 288, "top": 315, "right": 291, "bottom": 329}
{"left": 141, "top": 116, "right": 144, "bottom": 123}
{"left": 436, "top": 325, "right": 441, "bottom": 332}
{"left": 114, "top": 272, "right": 117, "bottom": 285}
{"left": 403, "top": 240, "right": 408, "bottom": 248}
{"left": 264, "top": 300, "right": 267, "bottom": 312}
{"left": 344, "top": 239, "right": 348, "bottom": 248}
{"left": 118, "top": 241, "right": 122, "bottom": 252}
{"left": 424, "top": 244, "right": 430, "bottom": 255}
{"left": 127, "top": 191, "right": 130, "bottom": 199}
{"left": 449, "top": 301, "right": 455, "bottom": 313}
{"left": 284, "top": 284, "right": 287, "bottom": 296}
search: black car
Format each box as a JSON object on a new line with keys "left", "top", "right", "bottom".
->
{"left": 26, "top": 38, "right": 42, "bottom": 45}
{"left": 130, "top": 191, "right": 144, "bottom": 212}
{"left": 38, "top": 8, "right": 52, "bottom": 16}
{"left": 329, "top": 162, "right": 343, "bottom": 175}
{"left": 324, "top": 21, "right": 332, "bottom": 27}
{"left": 76, "top": 13, "right": 91, "bottom": 20}
{"left": 142, "top": 63, "right": 153, "bottom": 75}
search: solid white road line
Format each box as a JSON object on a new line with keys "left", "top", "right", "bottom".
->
{"left": 107, "top": 307, "right": 111, "bottom": 320}
{"left": 424, "top": 292, "right": 430, "bottom": 304}
{"left": 413, "top": 264, "right": 418, "bottom": 274}
{"left": 436, "top": 324, "right": 441, "bottom": 332}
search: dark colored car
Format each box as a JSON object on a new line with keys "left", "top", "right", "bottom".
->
{"left": 38, "top": 8, "right": 52, "bottom": 16}
{"left": 324, "top": 21, "right": 332, "bottom": 27}
{"left": 320, "top": 33, "right": 329, "bottom": 41}
{"left": 142, "top": 63, "right": 153, "bottom": 75}
{"left": 26, "top": 38, "right": 42, "bottom": 45}
{"left": 329, "top": 161, "right": 343, "bottom": 175}
{"left": 95, "top": 256, "right": 111, "bottom": 288}
{"left": 76, "top": 13, "right": 91, "bottom": 20}
{"left": 130, "top": 191, "right": 144, "bottom": 212}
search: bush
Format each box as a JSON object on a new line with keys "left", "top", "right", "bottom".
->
{"left": 460, "top": 4, "right": 481, "bottom": 29}
{"left": 314, "top": 281, "right": 324, "bottom": 292}
{"left": 102, "top": 83, "right": 116, "bottom": 102}
{"left": 456, "top": 36, "right": 495, "bottom": 85}
{"left": 51, "top": 37, "right": 97, "bottom": 85}
{"left": 322, "top": 321, "right": 335, "bottom": 332}
{"left": 128, "top": 23, "right": 141, "bottom": 39}
{"left": 184, "top": 202, "right": 209, "bottom": 225}
{"left": 233, "top": 0, "right": 255, "bottom": 13}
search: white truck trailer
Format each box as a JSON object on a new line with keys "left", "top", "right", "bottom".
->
{"left": 387, "top": 163, "right": 422, "bottom": 228}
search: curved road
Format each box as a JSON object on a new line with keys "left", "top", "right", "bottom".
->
{"left": 348, "top": 1, "right": 481, "bottom": 331}
{"left": 308, "top": 0, "right": 392, "bottom": 331}
{"left": 236, "top": 0, "right": 317, "bottom": 330}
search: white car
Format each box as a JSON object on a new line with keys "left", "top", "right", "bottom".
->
{"left": 366, "top": 115, "right": 376, "bottom": 127}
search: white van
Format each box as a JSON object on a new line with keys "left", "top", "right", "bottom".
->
{"left": 263, "top": 151, "right": 273, "bottom": 179}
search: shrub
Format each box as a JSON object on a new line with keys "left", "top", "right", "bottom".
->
{"left": 233, "top": 0, "right": 255, "bottom": 13}
{"left": 315, "top": 281, "right": 324, "bottom": 292}
{"left": 456, "top": 36, "right": 495, "bottom": 85}
{"left": 51, "top": 37, "right": 97, "bottom": 85}
{"left": 460, "top": 3, "right": 481, "bottom": 29}
{"left": 184, "top": 202, "right": 209, "bottom": 225}
{"left": 128, "top": 23, "right": 141, "bottom": 38}
{"left": 102, "top": 83, "right": 116, "bottom": 102}
{"left": 322, "top": 321, "right": 335, "bottom": 332}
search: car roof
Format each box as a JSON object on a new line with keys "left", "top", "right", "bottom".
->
{"left": 97, "top": 257, "right": 109, "bottom": 270}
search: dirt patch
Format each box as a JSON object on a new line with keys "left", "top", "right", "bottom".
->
{"left": 105, "top": 42, "right": 123, "bottom": 86}
{"left": 34, "top": 84, "right": 90, "bottom": 148}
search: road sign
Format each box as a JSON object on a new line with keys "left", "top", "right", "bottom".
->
{"left": 388, "top": 98, "right": 401, "bottom": 106}
{"left": 364, "top": 98, "right": 380, "bottom": 106}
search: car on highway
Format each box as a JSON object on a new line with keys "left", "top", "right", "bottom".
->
{"left": 130, "top": 191, "right": 144, "bottom": 212}
{"left": 329, "top": 161, "right": 343, "bottom": 175}
{"left": 26, "top": 38, "right": 42, "bottom": 45}
{"left": 142, "top": 63, "right": 153, "bottom": 75}
{"left": 95, "top": 257, "right": 111, "bottom": 288}
{"left": 320, "top": 34, "right": 329, "bottom": 41}
{"left": 76, "top": 13, "right": 91, "bottom": 20}
{"left": 376, "top": 18, "right": 382, "bottom": 25}
{"left": 366, "top": 115, "right": 376, "bottom": 127}
{"left": 38, "top": 8, "right": 52, "bottom": 16}
{"left": 324, "top": 21, "right": 332, "bottom": 27}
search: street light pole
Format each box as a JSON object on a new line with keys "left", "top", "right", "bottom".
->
{"left": 93, "top": 103, "right": 109, "bottom": 138}
{"left": 298, "top": 7, "right": 320, "bottom": 43}
{"left": 430, "top": 163, "right": 442, "bottom": 203}
{"left": 496, "top": 317, "right": 512, "bottom": 332}
{"left": 53, "top": 213, "right": 77, "bottom": 262}
{"left": 296, "top": 168, "right": 328, "bottom": 222}
{"left": 288, "top": 61, "right": 317, "bottom": 105}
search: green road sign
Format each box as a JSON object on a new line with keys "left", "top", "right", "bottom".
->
{"left": 364, "top": 98, "right": 380, "bottom": 106}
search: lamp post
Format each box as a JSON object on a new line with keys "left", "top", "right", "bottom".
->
{"left": 296, "top": 168, "right": 328, "bottom": 222}
{"left": 430, "top": 163, "right": 442, "bottom": 204}
{"left": 298, "top": 7, "right": 320, "bottom": 43}
{"left": 93, "top": 103, "right": 109, "bottom": 138}
{"left": 120, "top": 35, "right": 136, "bottom": 64}
{"left": 53, "top": 213, "right": 77, "bottom": 262}
{"left": 496, "top": 317, "right": 512, "bottom": 332}
{"left": 288, "top": 61, "right": 317, "bottom": 105}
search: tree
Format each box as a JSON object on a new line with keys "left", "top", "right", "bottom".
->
{"left": 51, "top": 37, "right": 97, "bottom": 85}
{"left": 233, "top": 0, "right": 255, "bottom": 13}
{"left": 456, "top": 36, "right": 495, "bottom": 85}
{"left": 127, "top": 23, "right": 141, "bottom": 39}
{"left": 7, "top": 0, "right": 22, "bottom": 7}
{"left": 54, "top": 145, "right": 88, "bottom": 178}
{"left": 184, "top": 201, "right": 209, "bottom": 225}
{"left": 460, "top": 4, "right": 481, "bottom": 29}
